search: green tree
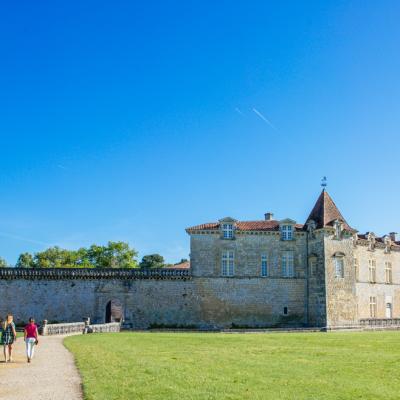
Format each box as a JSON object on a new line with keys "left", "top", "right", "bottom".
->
{"left": 0, "top": 257, "right": 8, "bottom": 268}
{"left": 15, "top": 241, "right": 138, "bottom": 269}
{"left": 87, "top": 242, "right": 138, "bottom": 269}
{"left": 140, "top": 254, "right": 165, "bottom": 269}
{"left": 34, "top": 246, "right": 67, "bottom": 268}
{"left": 16, "top": 252, "right": 35, "bottom": 268}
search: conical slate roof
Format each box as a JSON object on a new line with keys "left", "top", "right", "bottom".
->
{"left": 305, "top": 190, "right": 354, "bottom": 231}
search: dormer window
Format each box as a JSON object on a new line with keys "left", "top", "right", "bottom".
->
{"left": 281, "top": 225, "right": 293, "bottom": 241}
{"left": 219, "top": 218, "right": 237, "bottom": 240}
{"left": 222, "top": 223, "right": 234, "bottom": 239}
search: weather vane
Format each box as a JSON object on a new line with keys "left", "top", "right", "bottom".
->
{"left": 321, "top": 176, "right": 328, "bottom": 189}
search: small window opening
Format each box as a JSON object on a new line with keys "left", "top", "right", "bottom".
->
{"left": 283, "top": 307, "right": 288, "bottom": 315}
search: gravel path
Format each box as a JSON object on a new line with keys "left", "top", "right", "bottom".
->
{"left": 0, "top": 335, "right": 83, "bottom": 400}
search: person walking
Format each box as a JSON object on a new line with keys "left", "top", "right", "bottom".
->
{"left": 2, "top": 314, "right": 17, "bottom": 362}
{"left": 24, "top": 317, "right": 39, "bottom": 363}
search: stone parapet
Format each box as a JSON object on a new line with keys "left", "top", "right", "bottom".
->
{"left": 359, "top": 318, "right": 400, "bottom": 328}
{"left": 41, "top": 320, "right": 121, "bottom": 335}
{"left": 40, "top": 321, "right": 85, "bottom": 336}
{"left": 86, "top": 322, "right": 121, "bottom": 334}
{"left": 0, "top": 268, "right": 191, "bottom": 280}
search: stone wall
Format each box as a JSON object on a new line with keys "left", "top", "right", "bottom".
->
{"left": 41, "top": 322, "right": 85, "bottom": 335}
{"left": 0, "top": 268, "right": 306, "bottom": 329}
{"left": 189, "top": 230, "right": 309, "bottom": 279}
{"left": 87, "top": 322, "right": 121, "bottom": 334}
{"left": 40, "top": 321, "right": 121, "bottom": 335}
{"left": 3, "top": 233, "right": 399, "bottom": 330}
{"left": 307, "top": 230, "right": 327, "bottom": 327}
{"left": 354, "top": 241, "right": 400, "bottom": 319}
{"left": 324, "top": 232, "right": 358, "bottom": 327}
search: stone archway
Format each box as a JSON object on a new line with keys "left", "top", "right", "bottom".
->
{"left": 105, "top": 299, "right": 123, "bottom": 323}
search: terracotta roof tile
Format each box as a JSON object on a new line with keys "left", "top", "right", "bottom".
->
{"left": 186, "top": 220, "right": 303, "bottom": 232}
{"left": 166, "top": 261, "right": 190, "bottom": 269}
{"left": 305, "top": 190, "right": 355, "bottom": 231}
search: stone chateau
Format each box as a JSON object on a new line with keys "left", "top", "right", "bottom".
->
{"left": 1, "top": 189, "right": 399, "bottom": 330}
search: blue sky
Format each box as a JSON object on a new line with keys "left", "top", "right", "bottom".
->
{"left": 1, "top": 1, "right": 399, "bottom": 265}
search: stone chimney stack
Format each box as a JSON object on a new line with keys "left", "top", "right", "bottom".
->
{"left": 389, "top": 232, "right": 398, "bottom": 242}
{"left": 264, "top": 212, "right": 274, "bottom": 221}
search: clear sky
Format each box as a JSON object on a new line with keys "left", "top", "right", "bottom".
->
{"left": 1, "top": 1, "right": 399, "bottom": 265}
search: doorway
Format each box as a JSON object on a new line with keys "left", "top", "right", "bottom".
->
{"left": 105, "top": 299, "right": 123, "bottom": 323}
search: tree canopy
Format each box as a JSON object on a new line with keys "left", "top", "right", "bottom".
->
{"left": 0, "top": 257, "right": 8, "bottom": 268}
{"left": 16, "top": 241, "right": 139, "bottom": 269}
{"left": 139, "top": 254, "right": 165, "bottom": 269}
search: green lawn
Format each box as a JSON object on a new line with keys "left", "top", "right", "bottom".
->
{"left": 64, "top": 331, "right": 400, "bottom": 400}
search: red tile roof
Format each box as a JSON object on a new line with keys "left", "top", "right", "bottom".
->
{"left": 186, "top": 220, "right": 304, "bottom": 232}
{"left": 166, "top": 260, "right": 190, "bottom": 269}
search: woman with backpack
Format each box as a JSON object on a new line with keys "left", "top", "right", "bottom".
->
{"left": 2, "top": 314, "right": 17, "bottom": 362}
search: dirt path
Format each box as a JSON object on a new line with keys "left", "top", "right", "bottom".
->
{"left": 0, "top": 335, "right": 83, "bottom": 400}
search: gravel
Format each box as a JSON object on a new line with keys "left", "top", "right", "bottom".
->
{"left": 0, "top": 335, "right": 83, "bottom": 400}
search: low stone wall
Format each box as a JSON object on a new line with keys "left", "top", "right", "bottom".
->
{"left": 40, "top": 319, "right": 121, "bottom": 336}
{"left": 86, "top": 322, "right": 121, "bottom": 334}
{"left": 360, "top": 318, "right": 400, "bottom": 329}
{"left": 41, "top": 321, "right": 85, "bottom": 336}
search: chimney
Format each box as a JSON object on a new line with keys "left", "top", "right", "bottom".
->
{"left": 389, "top": 232, "right": 398, "bottom": 242}
{"left": 264, "top": 212, "right": 274, "bottom": 221}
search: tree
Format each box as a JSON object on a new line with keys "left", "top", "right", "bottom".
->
{"left": 16, "top": 241, "right": 139, "bottom": 269}
{"left": 140, "top": 254, "right": 165, "bottom": 269}
{"left": 16, "top": 253, "right": 35, "bottom": 268}
{"left": 34, "top": 246, "right": 72, "bottom": 268}
{"left": 0, "top": 257, "right": 8, "bottom": 268}
{"left": 87, "top": 242, "right": 138, "bottom": 268}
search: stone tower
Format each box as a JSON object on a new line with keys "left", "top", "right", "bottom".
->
{"left": 305, "top": 189, "right": 358, "bottom": 328}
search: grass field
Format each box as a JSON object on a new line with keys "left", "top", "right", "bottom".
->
{"left": 65, "top": 331, "right": 400, "bottom": 400}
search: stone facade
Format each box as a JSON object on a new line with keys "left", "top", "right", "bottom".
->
{"left": 1, "top": 190, "right": 399, "bottom": 330}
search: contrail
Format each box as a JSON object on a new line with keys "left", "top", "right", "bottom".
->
{"left": 0, "top": 231, "right": 53, "bottom": 247}
{"left": 252, "top": 108, "right": 276, "bottom": 129}
{"left": 235, "top": 107, "right": 244, "bottom": 115}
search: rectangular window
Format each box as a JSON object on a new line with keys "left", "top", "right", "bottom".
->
{"left": 385, "top": 262, "right": 392, "bottom": 284}
{"left": 335, "top": 257, "right": 344, "bottom": 278}
{"left": 368, "top": 260, "right": 376, "bottom": 283}
{"left": 354, "top": 258, "right": 359, "bottom": 281}
{"left": 261, "top": 254, "right": 268, "bottom": 277}
{"left": 310, "top": 258, "right": 317, "bottom": 276}
{"left": 282, "top": 252, "right": 294, "bottom": 277}
{"left": 281, "top": 225, "right": 293, "bottom": 241}
{"left": 369, "top": 296, "right": 377, "bottom": 318}
{"left": 222, "top": 224, "right": 234, "bottom": 239}
{"left": 283, "top": 307, "right": 288, "bottom": 315}
{"left": 221, "top": 251, "right": 234, "bottom": 276}
{"left": 386, "top": 302, "right": 392, "bottom": 318}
